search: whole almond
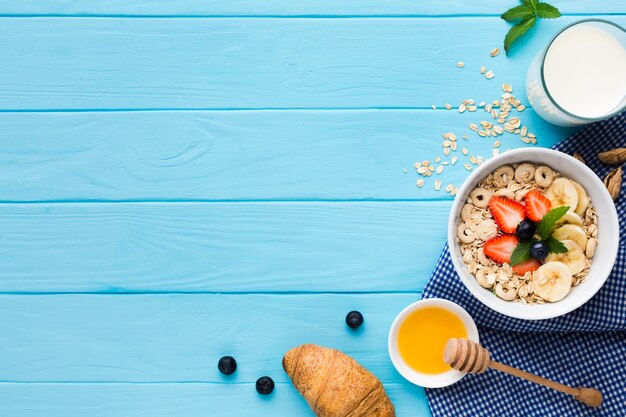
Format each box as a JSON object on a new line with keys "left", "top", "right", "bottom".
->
{"left": 572, "top": 153, "right": 586, "bottom": 165}
{"left": 603, "top": 166, "right": 622, "bottom": 201}
{"left": 598, "top": 148, "right": 626, "bottom": 165}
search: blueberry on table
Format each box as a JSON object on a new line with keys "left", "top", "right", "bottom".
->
{"left": 256, "top": 376, "right": 275, "bottom": 395}
{"left": 516, "top": 219, "right": 536, "bottom": 241}
{"left": 530, "top": 241, "right": 549, "bottom": 260}
{"left": 346, "top": 311, "right": 364, "bottom": 329}
{"left": 218, "top": 356, "right": 237, "bottom": 375}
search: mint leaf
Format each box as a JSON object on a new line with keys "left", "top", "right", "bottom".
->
{"left": 546, "top": 236, "right": 569, "bottom": 254}
{"left": 504, "top": 16, "right": 536, "bottom": 55}
{"left": 510, "top": 240, "right": 533, "bottom": 266}
{"left": 536, "top": 3, "right": 561, "bottom": 18}
{"left": 537, "top": 206, "right": 570, "bottom": 240}
{"left": 501, "top": 5, "right": 534, "bottom": 21}
{"left": 522, "top": 0, "right": 539, "bottom": 11}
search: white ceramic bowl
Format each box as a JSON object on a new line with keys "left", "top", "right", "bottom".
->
{"left": 448, "top": 148, "right": 619, "bottom": 320}
{"left": 388, "top": 299, "right": 479, "bottom": 388}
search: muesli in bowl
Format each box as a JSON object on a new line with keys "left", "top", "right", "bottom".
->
{"left": 457, "top": 162, "right": 598, "bottom": 304}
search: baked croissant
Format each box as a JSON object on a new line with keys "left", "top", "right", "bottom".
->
{"left": 282, "top": 344, "right": 396, "bottom": 417}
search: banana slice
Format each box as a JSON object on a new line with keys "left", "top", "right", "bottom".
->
{"left": 545, "top": 240, "right": 587, "bottom": 275}
{"left": 533, "top": 261, "right": 573, "bottom": 302}
{"left": 545, "top": 178, "right": 579, "bottom": 212}
{"left": 569, "top": 179, "right": 589, "bottom": 216}
{"left": 552, "top": 224, "right": 588, "bottom": 250}
{"left": 556, "top": 211, "right": 583, "bottom": 226}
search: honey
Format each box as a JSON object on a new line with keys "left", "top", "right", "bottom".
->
{"left": 397, "top": 306, "right": 467, "bottom": 374}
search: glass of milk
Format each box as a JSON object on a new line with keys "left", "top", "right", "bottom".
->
{"left": 526, "top": 19, "right": 626, "bottom": 127}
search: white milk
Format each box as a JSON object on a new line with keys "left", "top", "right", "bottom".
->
{"left": 526, "top": 20, "right": 626, "bottom": 126}
{"left": 543, "top": 25, "right": 626, "bottom": 119}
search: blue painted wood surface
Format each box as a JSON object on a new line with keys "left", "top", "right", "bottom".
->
{"left": 0, "top": 2, "right": 624, "bottom": 416}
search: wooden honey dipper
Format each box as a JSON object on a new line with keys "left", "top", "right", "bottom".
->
{"left": 443, "top": 338, "right": 603, "bottom": 408}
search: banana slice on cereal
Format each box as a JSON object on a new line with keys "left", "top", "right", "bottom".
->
{"left": 569, "top": 179, "right": 589, "bottom": 216}
{"left": 545, "top": 178, "right": 579, "bottom": 211}
{"left": 556, "top": 211, "right": 583, "bottom": 226}
{"left": 545, "top": 240, "right": 587, "bottom": 275}
{"left": 552, "top": 224, "right": 588, "bottom": 251}
{"left": 533, "top": 261, "right": 573, "bottom": 302}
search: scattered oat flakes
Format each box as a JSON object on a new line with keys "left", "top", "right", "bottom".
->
{"left": 490, "top": 48, "right": 500, "bottom": 57}
{"left": 432, "top": 105, "right": 437, "bottom": 110}
{"left": 521, "top": 126, "right": 528, "bottom": 137}
{"left": 416, "top": 179, "right": 424, "bottom": 188}
{"left": 464, "top": 163, "right": 473, "bottom": 171}
{"left": 485, "top": 71, "right": 495, "bottom": 79}
{"left": 493, "top": 140, "right": 501, "bottom": 148}
{"left": 451, "top": 156, "right": 458, "bottom": 165}
{"left": 434, "top": 179, "right": 442, "bottom": 190}
{"left": 461, "top": 147, "right": 469, "bottom": 155}
{"left": 459, "top": 103, "right": 467, "bottom": 113}
{"left": 436, "top": 165, "right": 444, "bottom": 174}
{"left": 444, "top": 103, "right": 452, "bottom": 110}
{"left": 480, "top": 66, "right": 486, "bottom": 74}
{"left": 403, "top": 168, "right": 408, "bottom": 174}
{"left": 434, "top": 157, "right": 441, "bottom": 163}
{"left": 457, "top": 61, "right": 465, "bottom": 68}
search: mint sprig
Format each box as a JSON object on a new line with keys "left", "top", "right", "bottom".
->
{"left": 510, "top": 240, "right": 533, "bottom": 266}
{"left": 537, "top": 206, "right": 570, "bottom": 240}
{"left": 501, "top": 0, "right": 561, "bottom": 55}
{"left": 545, "top": 236, "right": 568, "bottom": 253}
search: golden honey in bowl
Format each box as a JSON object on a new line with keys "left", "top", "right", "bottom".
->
{"left": 397, "top": 306, "right": 467, "bottom": 374}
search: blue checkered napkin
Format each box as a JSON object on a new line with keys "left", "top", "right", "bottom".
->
{"left": 422, "top": 112, "right": 626, "bottom": 416}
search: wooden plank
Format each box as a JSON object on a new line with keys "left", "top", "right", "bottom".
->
{"left": 1, "top": 16, "right": 624, "bottom": 110}
{"left": 0, "top": 382, "right": 430, "bottom": 417}
{"left": 1, "top": 0, "right": 621, "bottom": 16}
{"left": 0, "top": 202, "right": 447, "bottom": 293}
{"left": 0, "top": 110, "right": 569, "bottom": 202}
{"left": 0, "top": 293, "right": 422, "bottom": 384}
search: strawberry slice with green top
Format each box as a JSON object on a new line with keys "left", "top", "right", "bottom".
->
{"left": 512, "top": 258, "right": 542, "bottom": 275}
{"left": 488, "top": 197, "right": 526, "bottom": 233}
{"left": 483, "top": 234, "right": 519, "bottom": 265}
{"left": 524, "top": 190, "right": 552, "bottom": 222}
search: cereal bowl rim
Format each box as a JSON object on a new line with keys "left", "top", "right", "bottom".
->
{"left": 447, "top": 147, "right": 619, "bottom": 320}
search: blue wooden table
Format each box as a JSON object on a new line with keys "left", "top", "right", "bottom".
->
{"left": 1, "top": 1, "right": 624, "bottom": 415}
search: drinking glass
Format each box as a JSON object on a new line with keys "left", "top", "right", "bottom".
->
{"left": 526, "top": 19, "right": 626, "bottom": 127}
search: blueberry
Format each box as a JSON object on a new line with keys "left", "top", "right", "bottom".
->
{"left": 530, "top": 241, "right": 550, "bottom": 260}
{"left": 346, "top": 311, "right": 364, "bottom": 329}
{"left": 516, "top": 219, "right": 536, "bottom": 241}
{"left": 256, "top": 376, "right": 275, "bottom": 395}
{"left": 218, "top": 356, "right": 237, "bottom": 375}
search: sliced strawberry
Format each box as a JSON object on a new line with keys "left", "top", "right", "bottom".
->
{"left": 483, "top": 235, "right": 519, "bottom": 265}
{"left": 524, "top": 190, "right": 552, "bottom": 222}
{"left": 512, "top": 258, "right": 542, "bottom": 275}
{"left": 488, "top": 197, "right": 526, "bottom": 233}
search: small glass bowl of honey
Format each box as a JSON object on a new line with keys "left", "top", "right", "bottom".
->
{"left": 388, "top": 298, "right": 479, "bottom": 388}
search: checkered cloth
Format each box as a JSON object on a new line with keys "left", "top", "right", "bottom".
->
{"left": 422, "top": 112, "right": 626, "bottom": 416}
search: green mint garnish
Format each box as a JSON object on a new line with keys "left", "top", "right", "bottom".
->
{"left": 501, "top": 0, "right": 561, "bottom": 55}
{"left": 510, "top": 240, "right": 533, "bottom": 266}
{"left": 545, "top": 236, "right": 569, "bottom": 254}
{"left": 536, "top": 3, "right": 562, "bottom": 18}
{"left": 537, "top": 206, "right": 570, "bottom": 240}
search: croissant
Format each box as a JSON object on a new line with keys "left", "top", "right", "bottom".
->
{"left": 282, "top": 344, "right": 396, "bottom": 417}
